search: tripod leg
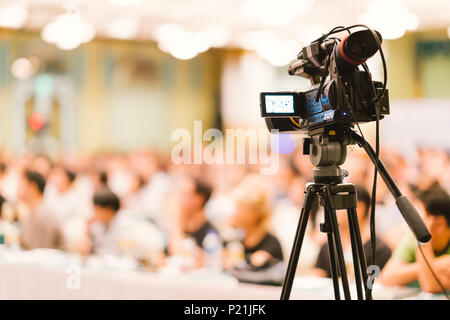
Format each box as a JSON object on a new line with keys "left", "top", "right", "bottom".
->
{"left": 323, "top": 206, "right": 341, "bottom": 300}
{"left": 347, "top": 209, "right": 363, "bottom": 300}
{"left": 322, "top": 187, "right": 351, "bottom": 300}
{"left": 348, "top": 207, "right": 370, "bottom": 299}
{"left": 280, "top": 186, "right": 315, "bottom": 300}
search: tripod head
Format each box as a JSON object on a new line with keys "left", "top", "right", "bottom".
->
{"left": 302, "top": 125, "right": 354, "bottom": 185}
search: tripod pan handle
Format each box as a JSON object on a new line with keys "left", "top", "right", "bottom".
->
{"left": 396, "top": 196, "right": 431, "bottom": 243}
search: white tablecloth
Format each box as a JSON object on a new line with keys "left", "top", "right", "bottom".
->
{"left": 0, "top": 248, "right": 427, "bottom": 300}
{"left": 0, "top": 261, "right": 327, "bottom": 300}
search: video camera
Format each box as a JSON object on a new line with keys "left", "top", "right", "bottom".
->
{"left": 260, "top": 27, "right": 389, "bottom": 133}
{"left": 268, "top": 26, "right": 434, "bottom": 301}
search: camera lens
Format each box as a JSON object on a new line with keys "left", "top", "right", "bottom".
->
{"left": 347, "top": 39, "right": 366, "bottom": 59}
{"left": 341, "top": 30, "right": 382, "bottom": 63}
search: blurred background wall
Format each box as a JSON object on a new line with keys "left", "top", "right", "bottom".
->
{"left": 386, "top": 29, "right": 450, "bottom": 98}
{"left": 0, "top": 0, "right": 449, "bottom": 156}
{"left": 0, "top": 28, "right": 222, "bottom": 155}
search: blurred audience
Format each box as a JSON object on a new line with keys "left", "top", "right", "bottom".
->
{"left": 0, "top": 143, "right": 447, "bottom": 292}
{"left": 381, "top": 193, "right": 450, "bottom": 293}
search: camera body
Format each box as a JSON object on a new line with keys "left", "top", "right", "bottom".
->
{"left": 260, "top": 29, "right": 389, "bottom": 133}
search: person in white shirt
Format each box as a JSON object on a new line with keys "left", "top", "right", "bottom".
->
{"left": 81, "top": 187, "right": 165, "bottom": 265}
{"left": 46, "top": 167, "right": 85, "bottom": 220}
{"left": 85, "top": 188, "right": 123, "bottom": 255}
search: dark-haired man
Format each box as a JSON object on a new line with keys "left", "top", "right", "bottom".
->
{"left": 311, "top": 185, "right": 392, "bottom": 278}
{"left": 381, "top": 196, "right": 450, "bottom": 293}
{"left": 86, "top": 187, "right": 124, "bottom": 255}
{"left": 18, "top": 170, "right": 65, "bottom": 250}
{"left": 77, "top": 187, "right": 165, "bottom": 262}
{"left": 177, "top": 176, "right": 218, "bottom": 250}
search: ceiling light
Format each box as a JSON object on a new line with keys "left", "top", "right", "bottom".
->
{"left": 298, "top": 25, "right": 327, "bottom": 46}
{"left": 239, "top": 31, "right": 299, "bottom": 66}
{"left": 202, "top": 26, "right": 230, "bottom": 48}
{"left": 41, "top": 8, "right": 95, "bottom": 50}
{"left": 360, "top": 0, "right": 419, "bottom": 40}
{"left": 108, "top": 0, "right": 143, "bottom": 7}
{"left": 108, "top": 16, "right": 140, "bottom": 40}
{"left": 405, "top": 12, "right": 419, "bottom": 31}
{"left": 154, "top": 24, "right": 228, "bottom": 60}
{"left": 155, "top": 24, "right": 207, "bottom": 60}
{"left": 0, "top": 1, "right": 28, "bottom": 29}
{"left": 241, "top": 0, "right": 314, "bottom": 27}
{"left": 11, "top": 57, "right": 36, "bottom": 79}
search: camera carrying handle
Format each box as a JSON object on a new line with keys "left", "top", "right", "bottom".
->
{"left": 351, "top": 130, "right": 432, "bottom": 243}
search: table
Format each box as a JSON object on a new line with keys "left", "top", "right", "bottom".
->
{"left": 0, "top": 248, "right": 431, "bottom": 300}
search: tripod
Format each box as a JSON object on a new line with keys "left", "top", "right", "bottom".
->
{"left": 280, "top": 170, "right": 369, "bottom": 300}
{"left": 280, "top": 126, "right": 431, "bottom": 300}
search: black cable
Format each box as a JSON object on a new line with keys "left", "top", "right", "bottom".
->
{"left": 314, "top": 26, "right": 346, "bottom": 43}
{"left": 359, "top": 42, "right": 384, "bottom": 288}
{"left": 359, "top": 27, "right": 383, "bottom": 300}
{"left": 417, "top": 243, "right": 450, "bottom": 299}
{"left": 340, "top": 72, "right": 375, "bottom": 301}
{"left": 336, "top": 65, "right": 377, "bottom": 299}
{"left": 326, "top": 24, "right": 384, "bottom": 300}
{"left": 350, "top": 27, "right": 382, "bottom": 301}
{"left": 367, "top": 88, "right": 380, "bottom": 300}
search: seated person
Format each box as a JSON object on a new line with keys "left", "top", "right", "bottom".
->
{"left": 18, "top": 170, "right": 65, "bottom": 250}
{"left": 79, "top": 187, "right": 165, "bottom": 266}
{"left": 381, "top": 195, "right": 450, "bottom": 293}
{"left": 310, "top": 185, "right": 392, "bottom": 278}
{"left": 228, "top": 175, "right": 284, "bottom": 277}
{"left": 85, "top": 187, "right": 123, "bottom": 255}
{"left": 47, "top": 166, "right": 81, "bottom": 220}
{"left": 177, "top": 176, "right": 218, "bottom": 250}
